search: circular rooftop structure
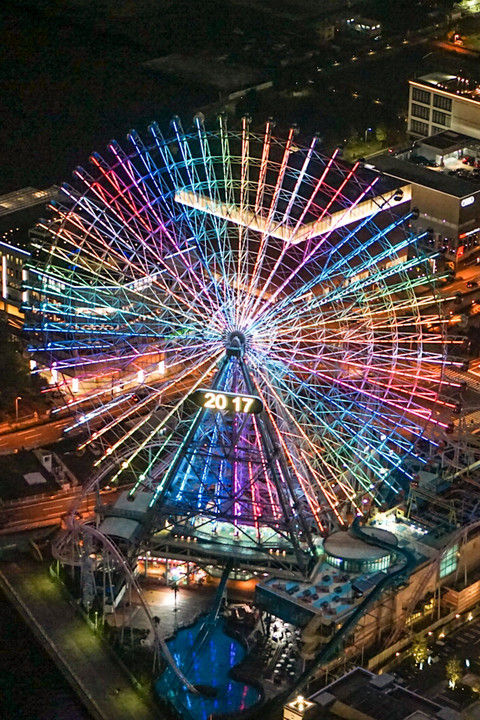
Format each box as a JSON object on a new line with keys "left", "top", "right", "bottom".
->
{"left": 324, "top": 527, "right": 398, "bottom": 574}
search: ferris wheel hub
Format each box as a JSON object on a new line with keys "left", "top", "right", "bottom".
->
{"left": 226, "top": 331, "right": 246, "bottom": 357}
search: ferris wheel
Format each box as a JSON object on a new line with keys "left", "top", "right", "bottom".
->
{"left": 27, "top": 115, "right": 454, "bottom": 569}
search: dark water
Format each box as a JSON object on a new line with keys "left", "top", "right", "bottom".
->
{"left": 0, "top": 590, "right": 92, "bottom": 720}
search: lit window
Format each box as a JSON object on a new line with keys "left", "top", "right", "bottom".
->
{"left": 440, "top": 543, "right": 458, "bottom": 579}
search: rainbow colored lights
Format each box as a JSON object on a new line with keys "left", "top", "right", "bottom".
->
{"left": 26, "top": 116, "right": 457, "bottom": 539}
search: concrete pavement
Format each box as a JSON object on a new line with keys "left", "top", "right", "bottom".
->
{"left": 0, "top": 559, "right": 163, "bottom": 720}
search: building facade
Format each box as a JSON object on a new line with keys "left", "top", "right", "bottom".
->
{"left": 0, "top": 239, "right": 30, "bottom": 319}
{"left": 408, "top": 73, "right": 480, "bottom": 139}
{"left": 372, "top": 135, "right": 480, "bottom": 266}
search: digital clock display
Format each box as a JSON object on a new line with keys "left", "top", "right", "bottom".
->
{"left": 191, "top": 389, "right": 263, "bottom": 414}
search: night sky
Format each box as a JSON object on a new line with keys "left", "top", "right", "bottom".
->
{"left": 0, "top": 0, "right": 218, "bottom": 194}
{"left": 0, "top": 1, "right": 459, "bottom": 193}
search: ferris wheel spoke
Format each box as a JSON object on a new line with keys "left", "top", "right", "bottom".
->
{"left": 240, "top": 134, "right": 322, "bottom": 322}
{"left": 148, "top": 121, "right": 230, "bottom": 307}
{"left": 251, "top": 371, "right": 368, "bottom": 522}
{"left": 278, "top": 351, "right": 446, "bottom": 434}
{"left": 243, "top": 127, "right": 297, "bottom": 319}
{"left": 249, "top": 169, "right": 378, "bottom": 318}
{"left": 192, "top": 116, "right": 241, "bottom": 318}
{"left": 257, "top": 355, "right": 425, "bottom": 462}
{"left": 28, "top": 117, "right": 452, "bottom": 542}
{"left": 92, "top": 352, "right": 223, "bottom": 475}
{"left": 29, "top": 254, "right": 217, "bottom": 342}
{"left": 253, "top": 214, "right": 419, "bottom": 329}
{"left": 61, "top": 179, "right": 222, "bottom": 325}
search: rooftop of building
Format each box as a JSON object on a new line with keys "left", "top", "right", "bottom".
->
{"left": 257, "top": 510, "right": 443, "bottom": 626}
{"left": 370, "top": 132, "right": 480, "bottom": 199}
{"left": 0, "top": 186, "right": 58, "bottom": 219}
{"left": 306, "top": 667, "right": 457, "bottom": 720}
{"left": 412, "top": 72, "right": 480, "bottom": 104}
{"left": 421, "top": 130, "right": 480, "bottom": 154}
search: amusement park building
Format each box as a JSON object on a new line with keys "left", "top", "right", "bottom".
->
{"left": 257, "top": 502, "right": 480, "bottom": 669}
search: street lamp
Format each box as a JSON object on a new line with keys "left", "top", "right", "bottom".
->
{"left": 15, "top": 396, "right": 22, "bottom": 424}
{"left": 365, "top": 127, "right": 372, "bottom": 143}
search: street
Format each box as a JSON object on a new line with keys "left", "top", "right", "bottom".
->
{"left": 0, "top": 417, "right": 71, "bottom": 455}
{"left": 0, "top": 487, "right": 120, "bottom": 535}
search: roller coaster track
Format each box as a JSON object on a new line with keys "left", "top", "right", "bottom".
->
{"left": 60, "top": 519, "right": 199, "bottom": 695}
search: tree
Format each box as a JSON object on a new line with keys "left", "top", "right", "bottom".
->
{"left": 375, "top": 124, "right": 387, "bottom": 144}
{"left": 446, "top": 657, "right": 462, "bottom": 689}
{"left": 412, "top": 634, "right": 428, "bottom": 666}
{"left": 0, "top": 320, "right": 45, "bottom": 418}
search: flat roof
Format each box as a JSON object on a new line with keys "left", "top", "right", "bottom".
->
{"left": 419, "top": 130, "right": 475, "bottom": 153}
{"left": 114, "top": 489, "right": 154, "bottom": 515}
{"left": 0, "top": 186, "right": 58, "bottom": 218}
{"left": 98, "top": 517, "right": 140, "bottom": 542}
{"left": 371, "top": 154, "right": 480, "bottom": 199}
{"left": 415, "top": 72, "right": 457, "bottom": 87}
{"left": 324, "top": 527, "right": 397, "bottom": 561}
{"left": 412, "top": 72, "right": 480, "bottom": 104}
{"left": 310, "top": 667, "right": 444, "bottom": 720}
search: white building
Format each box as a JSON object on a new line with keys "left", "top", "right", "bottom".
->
{"left": 408, "top": 72, "right": 480, "bottom": 139}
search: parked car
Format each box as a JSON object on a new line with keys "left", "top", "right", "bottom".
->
{"left": 412, "top": 155, "right": 434, "bottom": 166}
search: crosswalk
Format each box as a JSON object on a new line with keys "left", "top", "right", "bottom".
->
{"left": 445, "top": 367, "right": 480, "bottom": 394}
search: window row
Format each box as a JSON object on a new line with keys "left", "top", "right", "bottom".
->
{"left": 411, "top": 103, "right": 430, "bottom": 120}
{"left": 433, "top": 93, "right": 452, "bottom": 111}
{"left": 410, "top": 119, "right": 429, "bottom": 136}
{"left": 432, "top": 109, "right": 451, "bottom": 127}
{"left": 412, "top": 87, "right": 431, "bottom": 105}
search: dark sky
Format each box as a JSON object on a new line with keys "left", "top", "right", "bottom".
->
{"left": 0, "top": 1, "right": 215, "bottom": 194}
{"left": 0, "top": 0, "right": 461, "bottom": 195}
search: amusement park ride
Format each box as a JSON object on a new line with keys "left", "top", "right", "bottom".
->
{"left": 24, "top": 115, "right": 463, "bottom": 714}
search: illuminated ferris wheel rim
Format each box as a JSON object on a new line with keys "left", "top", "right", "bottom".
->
{"left": 26, "top": 116, "right": 456, "bottom": 535}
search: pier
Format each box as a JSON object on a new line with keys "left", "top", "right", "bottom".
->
{"left": 0, "top": 558, "right": 161, "bottom": 720}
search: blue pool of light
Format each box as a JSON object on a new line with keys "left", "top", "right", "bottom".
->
{"left": 156, "top": 619, "right": 261, "bottom": 719}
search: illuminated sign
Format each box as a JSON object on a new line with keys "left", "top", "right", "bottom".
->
{"left": 461, "top": 196, "right": 475, "bottom": 208}
{"left": 191, "top": 389, "right": 263, "bottom": 414}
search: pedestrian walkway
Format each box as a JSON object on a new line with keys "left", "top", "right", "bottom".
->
{"left": 445, "top": 367, "right": 480, "bottom": 394}
{"left": 114, "top": 575, "right": 254, "bottom": 639}
{"left": 0, "top": 559, "right": 162, "bottom": 720}
{"left": 115, "top": 581, "right": 217, "bottom": 639}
